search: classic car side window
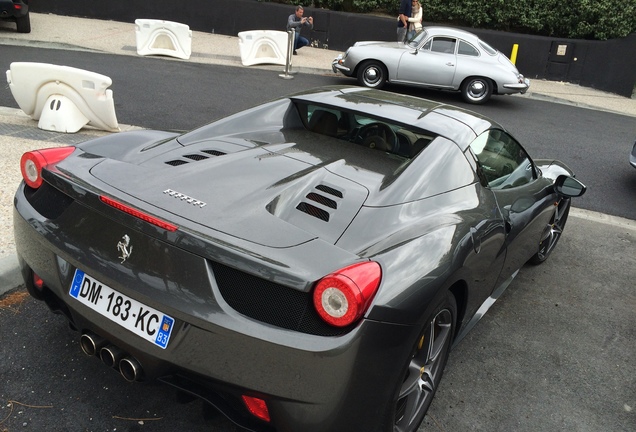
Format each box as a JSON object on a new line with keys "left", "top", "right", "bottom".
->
{"left": 429, "top": 37, "right": 457, "bottom": 54}
{"left": 458, "top": 40, "right": 479, "bottom": 56}
{"left": 478, "top": 40, "right": 498, "bottom": 56}
{"left": 469, "top": 130, "right": 535, "bottom": 189}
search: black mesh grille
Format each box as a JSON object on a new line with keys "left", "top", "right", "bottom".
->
{"left": 316, "top": 184, "right": 343, "bottom": 198}
{"left": 166, "top": 150, "right": 226, "bottom": 166}
{"left": 296, "top": 202, "right": 330, "bottom": 221}
{"left": 306, "top": 192, "right": 337, "bottom": 209}
{"left": 211, "top": 262, "right": 352, "bottom": 336}
{"left": 184, "top": 154, "right": 209, "bottom": 161}
{"left": 24, "top": 182, "right": 74, "bottom": 219}
{"left": 296, "top": 183, "right": 344, "bottom": 221}
{"left": 166, "top": 159, "right": 189, "bottom": 166}
{"left": 202, "top": 150, "right": 226, "bottom": 156}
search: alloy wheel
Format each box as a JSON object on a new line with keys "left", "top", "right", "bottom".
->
{"left": 394, "top": 307, "right": 453, "bottom": 431}
{"left": 531, "top": 198, "right": 571, "bottom": 264}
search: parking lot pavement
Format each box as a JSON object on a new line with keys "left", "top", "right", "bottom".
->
{"left": 0, "top": 108, "right": 133, "bottom": 274}
{"left": 1, "top": 210, "right": 633, "bottom": 432}
{"left": 420, "top": 211, "right": 636, "bottom": 431}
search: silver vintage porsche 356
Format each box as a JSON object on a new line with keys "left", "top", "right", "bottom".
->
{"left": 333, "top": 26, "right": 530, "bottom": 104}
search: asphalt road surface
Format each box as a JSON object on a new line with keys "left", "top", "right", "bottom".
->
{"left": 0, "top": 45, "right": 635, "bottom": 432}
{"left": 2, "top": 216, "right": 634, "bottom": 432}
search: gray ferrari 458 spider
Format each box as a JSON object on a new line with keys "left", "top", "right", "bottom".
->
{"left": 14, "top": 86, "right": 585, "bottom": 432}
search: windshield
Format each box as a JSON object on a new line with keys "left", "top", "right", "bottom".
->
{"left": 407, "top": 29, "right": 428, "bottom": 48}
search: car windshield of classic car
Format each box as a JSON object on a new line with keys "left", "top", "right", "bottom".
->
{"left": 406, "top": 28, "right": 428, "bottom": 46}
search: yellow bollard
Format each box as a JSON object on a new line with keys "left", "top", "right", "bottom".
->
{"left": 510, "top": 44, "right": 519, "bottom": 65}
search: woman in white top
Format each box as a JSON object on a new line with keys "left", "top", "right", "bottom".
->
{"left": 407, "top": 0, "right": 423, "bottom": 41}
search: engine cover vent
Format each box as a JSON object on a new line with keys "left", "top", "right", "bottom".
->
{"left": 296, "top": 183, "right": 344, "bottom": 222}
{"left": 165, "top": 149, "right": 227, "bottom": 166}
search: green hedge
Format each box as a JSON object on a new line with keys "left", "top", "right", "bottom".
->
{"left": 263, "top": 0, "right": 636, "bottom": 40}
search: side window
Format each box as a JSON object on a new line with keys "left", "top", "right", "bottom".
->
{"left": 458, "top": 40, "right": 479, "bottom": 56}
{"left": 478, "top": 40, "right": 498, "bottom": 56}
{"left": 430, "top": 37, "right": 456, "bottom": 54}
{"left": 469, "top": 130, "right": 535, "bottom": 189}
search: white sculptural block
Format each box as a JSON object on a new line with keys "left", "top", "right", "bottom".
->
{"left": 6, "top": 62, "right": 119, "bottom": 133}
{"left": 135, "top": 19, "right": 192, "bottom": 60}
{"left": 238, "top": 30, "right": 288, "bottom": 66}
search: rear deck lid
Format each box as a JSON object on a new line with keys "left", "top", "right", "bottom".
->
{"left": 88, "top": 140, "right": 369, "bottom": 248}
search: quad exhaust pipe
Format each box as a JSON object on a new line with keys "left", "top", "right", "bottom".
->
{"left": 80, "top": 333, "right": 143, "bottom": 382}
{"left": 100, "top": 345, "right": 124, "bottom": 368}
{"left": 119, "top": 357, "right": 143, "bottom": 382}
{"left": 80, "top": 332, "right": 107, "bottom": 356}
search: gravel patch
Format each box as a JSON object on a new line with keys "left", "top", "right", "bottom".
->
{"left": 0, "top": 109, "right": 112, "bottom": 259}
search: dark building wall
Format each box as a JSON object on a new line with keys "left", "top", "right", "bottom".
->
{"left": 31, "top": 0, "right": 636, "bottom": 97}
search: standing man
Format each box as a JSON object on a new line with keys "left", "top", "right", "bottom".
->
{"left": 287, "top": 5, "right": 314, "bottom": 55}
{"left": 397, "top": 0, "right": 412, "bottom": 43}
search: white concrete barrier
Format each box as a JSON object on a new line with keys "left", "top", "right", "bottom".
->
{"left": 135, "top": 19, "right": 192, "bottom": 60}
{"left": 238, "top": 30, "right": 288, "bottom": 66}
{"left": 6, "top": 62, "right": 119, "bottom": 133}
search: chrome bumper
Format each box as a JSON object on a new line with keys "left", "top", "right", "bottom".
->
{"left": 503, "top": 78, "right": 530, "bottom": 94}
{"left": 332, "top": 55, "right": 351, "bottom": 74}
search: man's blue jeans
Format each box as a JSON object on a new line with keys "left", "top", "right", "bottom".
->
{"left": 295, "top": 34, "right": 309, "bottom": 50}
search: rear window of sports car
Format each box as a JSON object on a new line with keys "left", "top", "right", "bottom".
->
{"left": 298, "top": 103, "right": 436, "bottom": 159}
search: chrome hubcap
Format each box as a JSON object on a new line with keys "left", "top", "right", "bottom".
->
{"left": 468, "top": 80, "right": 486, "bottom": 98}
{"left": 364, "top": 67, "right": 380, "bottom": 84}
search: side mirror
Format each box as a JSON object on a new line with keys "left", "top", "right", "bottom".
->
{"left": 554, "top": 175, "right": 586, "bottom": 198}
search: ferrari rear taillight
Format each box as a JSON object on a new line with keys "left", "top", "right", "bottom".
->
{"left": 313, "top": 261, "right": 382, "bottom": 327}
{"left": 20, "top": 147, "right": 75, "bottom": 189}
{"left": 242, "top": 395, "right": 270, "bottom": 422}
{"left": 33, "top": 272, "right": 44, "bottom": 290}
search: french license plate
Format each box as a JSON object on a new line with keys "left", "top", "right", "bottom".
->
{"left": 69, "top": 269, "right": 174, "bottom": 349}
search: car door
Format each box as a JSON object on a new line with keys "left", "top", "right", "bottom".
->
{"left": 453, "top": 39, "right": 485, "bottom": 86}
{"left": 396, "top": 36, "right": 457, "bottom": 87}
{"left": 468, "top": 129, "right": 556, "bottom": 283}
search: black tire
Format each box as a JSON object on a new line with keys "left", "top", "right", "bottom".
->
{"left": 385, "top": 292, "right": 457, "bottom": 432}
{"left": 461, "top": 77, "right": 493, "bottom": 104}
{"left": 357, "top": 60, "right": 387, "bottom": 89}
{"left": 529, "top": 198, "right": 571, "bottom": 265}
{"left": 16, "top": 12, "right": 31, "bottom": 33}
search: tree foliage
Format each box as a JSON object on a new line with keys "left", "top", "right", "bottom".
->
{"left": 262, "top": 0, "right": 636, "bottom": 40}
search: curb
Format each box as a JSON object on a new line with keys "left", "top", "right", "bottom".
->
{"left": 522, "top": 91, "right": 636, "bottom": 118}
{"left": 0, "top": 254, "right": 21, "bottom": 297}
